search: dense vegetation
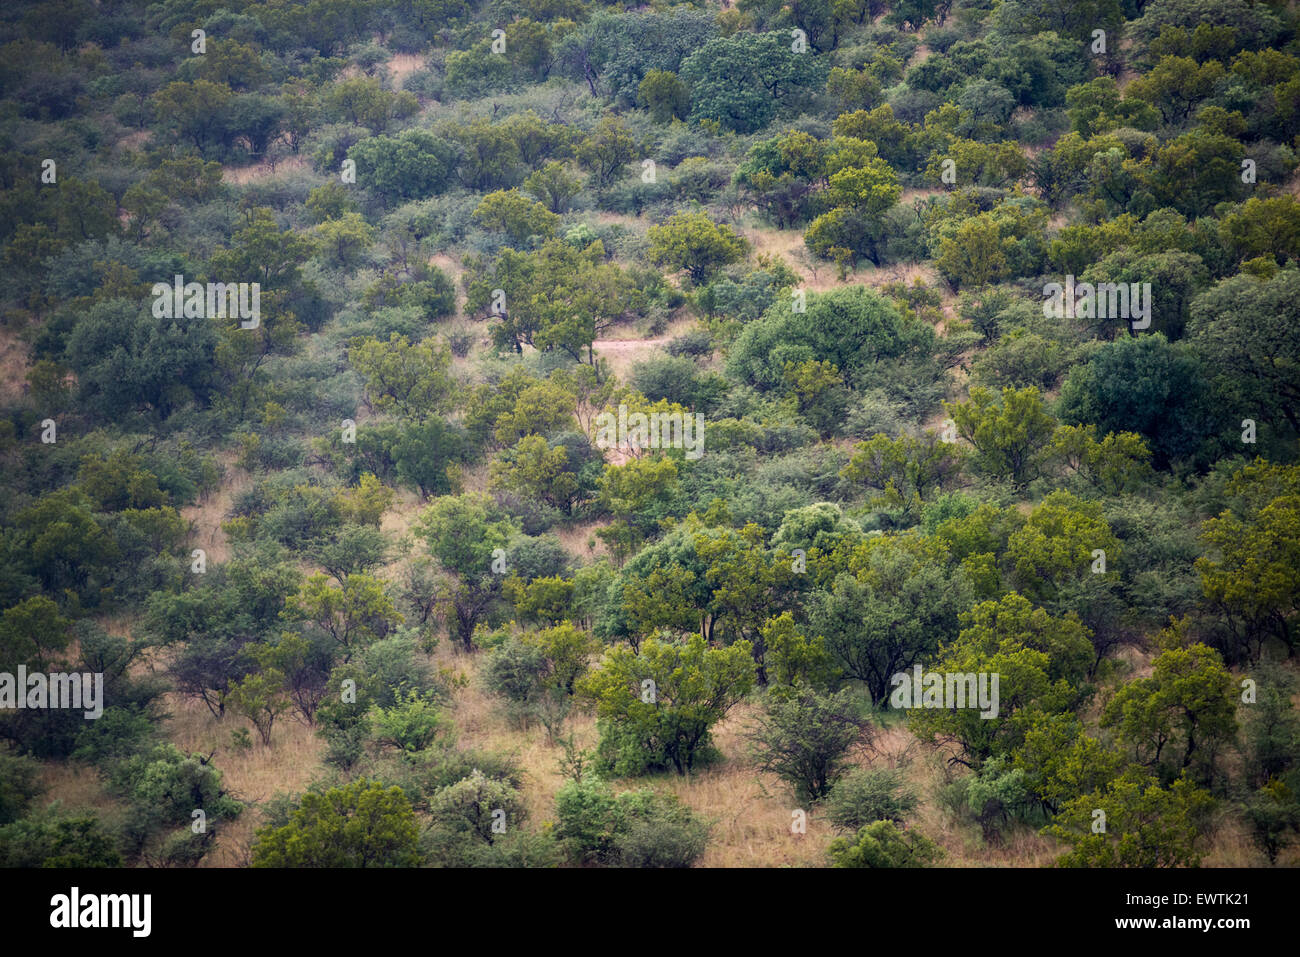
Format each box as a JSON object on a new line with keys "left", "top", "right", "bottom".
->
{"left": 1, "top": 0, "right": 1298, "bottom": 869}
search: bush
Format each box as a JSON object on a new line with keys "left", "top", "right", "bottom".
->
{"left": 826, "top": 767, "right": 919, "bottom": 831}
{"left": 554, "top": 778, "right": 710, "bottom": 867}
{"left": 666, "top": 328, "right": 713, "bottom": 358}
{"left": 252, "top": 778, "right": 421, "bottom": 867}
{"left": 749, "top": 689, "right": 868, "bottom": 803}
{"left": 827, "top": 820, "right": 943, "bottom": 868}
{"left": 0, "top": 814, "right": 123, "bottom": 868}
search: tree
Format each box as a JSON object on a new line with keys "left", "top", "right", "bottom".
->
{"left": 446, "top": 118, "right": 523, "bottom": 191}
{"left": 840, "top": 431, "right": 964, "bottom": 523}
{"left": 467, "top": 240, "right": 638, "bottom": 362}
{"left": 907, "top": 594, "right": 1089, "bottom": 768}
{"left": 110, "top": 744, "right": 243, "bottom": 866}
{"left": 554, "top": 777, "right": 709, "bottom": 866}
{"left": 472, "top": 189, "right": 560, "bottom": 245}
{"left": 1047, "top": 768, "right": 1215, "bottom": 867}
{"left": 0, "top": 815, "right": 123, "bottom": 868}
{"left": 1065, "top": 77, "right": 1159, "bottom": 138}
{"left": 250, "top": 633, "right": 334, "bottom": 725}
{"left": 227, "top": 669, "right": 290, "bottom": 746}
{"left": 314, "top": 212, "right": 374, "bottom": 268}
{"left": 430, "top": 769, "right": 526, "bottom": 845}
{"left": 933, "top": 214, "right": 1009, "bottom": 289}
{"left": 151, "top": 80, "right": 234, "bottom": 155}
{"left": 1013, "top": 712, "right": 1124, "bottom": 813}
{"left": 638, "top": 69, "right": 689, "bottom": 123}
{"left": 679, "top": 31, "right": 828, "bottom": 133}
{"left": 828, "top": 820, "right": 943, "bottom": 867}
{"left": 809, "top": 537, "right": 973, "bottom": 704}
{"left": 1127, "top": 55, "right": 1225, "bottom": 125}
{"left": 727, "top": 285, "right": 935, "bottom": 391}
{"left": 287, "top": 572, "right": 402, "bottom": 663}
{"left": 523, "top": 161, "right": 582, "bottom": 214}
{"left": 321, "top": 76, "right": 417, "bottom": 131}
{"left": 1102, "top": 642, "right": 1237, "bottom": 778}
{"left": 348, "top": 334, "right": 455, "bottom": 423}
{"left": 392, "top": 418, "right": 466, "bottom": 499}
{"left": 252, "top": 779, "right": 421, "bottom": 867}
{"left": 1188, "top": 270, "right": 1300, "bottom": 439}
{"left": 826, "top": 767, "right": 919, "bottom": 831}
{"left": 415, "top": 494, "right": 518, "bottom": 651}
{"left": 371, "top": 689, "right": 448, "bottom": 754}
{"left": 1197, "top": 461, "right": 1300, "bottom": 660}
{"left": 578, "top": 634, "right": 756, "bottom": 775}
{"left": 1150, "top": 128, "right": 1245, "bottom": 218}
{"left": 63, "top": 299, "right": 218, "bottom": 421}
{"left": 804, "top": 156, "right": 901, "bottom": 266}
{"left": 749, "top": 688, "right": 867, "bottom": 802}
{"left": 647, "top": 212, "right": 748, "bottom": 285}
{"left": 575, "top": 116, "right": 637, "bottom": 190}
{"left": 1005, "top": 490, "right": 1122, "bottom": 605}
{"left": 491, "top": 434, "right": 597, "bottom": 516}
{"left": 1220, "top": 196, "right": 1300, "bottom": 265}
{"left": 348, "top": 129, "right": 459, "bottom": 204}
{"left": 944, "top": 386, "right": 1057, "bottom": 487}
{"left": 925, "top": 139, "right": 1027, "bottom": 188}
{"left": 734, "top": 129, "right": 827, "bottom": 228}
{"left": 1057, "top": 333, "right": 1218, "bottom": 469}
{"left": 0, "top": 595, "right": 71, "bottom": 671}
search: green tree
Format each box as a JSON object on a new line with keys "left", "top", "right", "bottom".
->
{"left": 523, "top": 161, "right": 582, "bottom": 214}
{"left": 287, "top": 572, "right": 402, "bottom": 663}
{"left": 252, "top": 779, "right": 421, "bottom": 867}
{"left": 575, "top": 116, "right": 637, "bottom": 189}
{"left": 638, "top": 69, "right": 690, "bottom": 123}
{"left": 679, "top": 31, "right": 829, "bottom": 133}
{"left": 578, "top": 634, "right": 756, "bottom": 775}
{"left": 749, "top": 688, "right": 867, "bottom": 802}
{"left": 348, "top": 334, "right": 455, "bottom": 423}
{"left": 1197, "top": 461, "right": 1300, "bottom": 660}
{"left": 415, "top": 494, "right": 518, "bottom": 651}
{"left": 348, "top": 129, "right": 459, "bottom": 204}
{"left": 647, "top": 212, "right": 748, "bottom": 284}
{"left": 826, "top": 767, "right": 919, "bottom": 831}
{"left": 1047, "top": 768, "right": 1215, "bottom": 867}
{"left": 944, "top": 386, "right": 1057, "bottom": 487}
{"left": 810, "top": 537, "right": 973, "bottom": 704}
{"left": 1220, "top": 196, "right": 1300, "bottom": 265}
{"left": 1005, "top": 490, "right": 1122, "bottom": 605}
{"left": 227, "top": 669, "right": 290, "bottom": 746}
{"left": 1102, "top": 641, "right": 1237, "bottom": 778}
{"left": 472, "top": 189, "right": 560, "bottom": 245}
{"left": 804, "top": 156, "right": 901, "bottom": 267}
{"left": 314, "top": 212, "right": 374, "bottom": 268}
{"left": 1188, "top": 270, "right": 1300, "bottom": 439}
{"left": 840, "top": 431, "right": 965, "bottom": 523}
{"left": 110, "top": 744, "right": 243, "bottom": 866}
{"left": 1057, "top": 333, "right": 1217, "bottom": 469}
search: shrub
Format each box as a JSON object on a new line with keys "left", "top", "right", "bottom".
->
{"left": 828, "top": 820, "right": 943, "bottom": 868}
{"left": 826, "top": 767, "right": 919, "bottom": 831}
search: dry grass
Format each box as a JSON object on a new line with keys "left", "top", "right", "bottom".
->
{"left": 163, "top": 692, "right": 326, "bottom": 867}
{"left": 180, "top": 450, "right": 248, "bottom": 565}
{"left": 37, "top": 761, "right": 117, "bottom": 818}
{"left": 590, "top": 336, "right": 670, "bottom": 380}
{"left": 387, "top": 53, "right": 426, "bottom": 88}
{"left": 222, "top": 154, "right": 309, "bottom": 186}
{"left": 0, "top": 323, "right": 31, "bottom": 404}
{"left": 432, "top": 649, "right": 1074, "bottom": 867}
{"left": 550, "top": 519, "right": 609, "bottom": 563}
{"left": 433, "top": 649, "right": 832, "bottom": 866}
